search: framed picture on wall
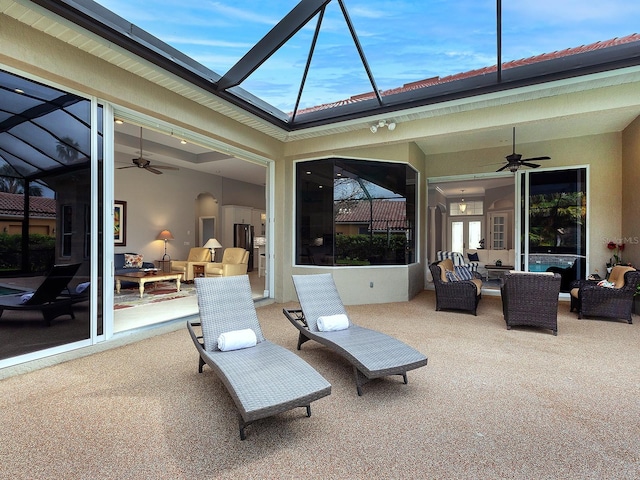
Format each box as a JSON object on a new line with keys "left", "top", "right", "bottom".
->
{"left": 114, "top": 200, "right": 127, "bottom": 246}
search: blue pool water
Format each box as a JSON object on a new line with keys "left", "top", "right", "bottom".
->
{"left": 528, "top": 263, "right": 572, "bottom": 272}
{"left": 529, "top": 264, "right": 554, "bottom": 272}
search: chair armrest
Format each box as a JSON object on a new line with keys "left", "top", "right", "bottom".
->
{"left": 222, "top": 264, "right": 248, "bottom": 276}
{"left": 204, "top": 263, "right": 223, "bottom": 274}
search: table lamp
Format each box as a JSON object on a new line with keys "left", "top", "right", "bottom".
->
{"left": 157, "top": 229, "right": 174, "bottom": 261}
{"left": 203, "top": 238, "right": 222, "bottom": 262}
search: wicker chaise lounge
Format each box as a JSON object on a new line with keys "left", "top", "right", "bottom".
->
{"left": 283, "top": 273, "right": 428, "bottom": 396}
{"left": 187, "top": 276, "right": 331, "bottom": 440}
{"left": 0, "top": 263, "right": 82, "bottom": 326}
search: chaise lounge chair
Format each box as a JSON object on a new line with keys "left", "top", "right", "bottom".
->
{"left": 283, "top": 273, "right": 428, "bottom": 396}
{"left": 0, "top": 263, "right": 82, "bottom": 326}
{"left": 187, "top": 275, "right": 331, "bottom": 440}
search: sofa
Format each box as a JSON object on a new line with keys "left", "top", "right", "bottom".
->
{"left": 114, "top": 253, "right": 155, "bottom": 275}
{"left": 114, "top": 253, "right": 156, "bottom": 290}
{"left": 464, "top": 249, "right": 517, "bottom": 280}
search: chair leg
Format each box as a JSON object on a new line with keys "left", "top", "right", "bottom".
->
{"left": 198, "top": 355, "right": 205, "bottom": 373}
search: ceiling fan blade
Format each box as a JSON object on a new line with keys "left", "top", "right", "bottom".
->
{"left": 496, "top": 164, "right": 510, "bottom": 172}
{"left": 145, "top": 166, "right": 163, "bottom": 175}
{"left": 153, "top": 165, "right": 180, "bottom": 171}
{"left": 521, "top": 162, "right": 541, "bottom": 168}
{"left": 522, "top": 156, "right": 550, "bottom": 162}
{"left": 117, "top": 165, "right": 136, "bottom": 170}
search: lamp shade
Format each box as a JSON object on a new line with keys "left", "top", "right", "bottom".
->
{"left": 203, "top": 238, "right": 222, "bottom": 249}
{"left": 157, "top": 229, "right": 174, "bottom": 241}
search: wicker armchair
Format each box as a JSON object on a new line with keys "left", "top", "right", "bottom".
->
{"left": 501, "top": 271, "right": 561, "bottom": 335}
{"left": 429, "top": 260, "right": 482, "bottom": 316}
{"left": 570, "top": 266, "right": 640, "bottom": 324}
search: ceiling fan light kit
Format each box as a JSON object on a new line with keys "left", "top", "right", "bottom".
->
{"left": 496, "top": 127, "right": 551, "bottom": 173}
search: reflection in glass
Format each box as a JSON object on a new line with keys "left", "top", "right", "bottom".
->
{"left": 0, "top": 69, "right": 97, "bottom": 361}
{"left": 296, "top": 158, "right": 416, "bottom": 266}
{"left": 525, "top": 168, "right": 587, "bottom": 291}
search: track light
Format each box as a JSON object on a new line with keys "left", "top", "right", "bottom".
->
{"left": 369, "top": 119, "right": 396, "bottom": 133}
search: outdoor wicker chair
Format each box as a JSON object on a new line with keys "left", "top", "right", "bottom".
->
{"left": 501, "top": 271, "right": 561, "bottom": 335}
{"left": 570, "top": 266, "right": 640, "bottom": 324}
{"left": 283, "top": 273, "right": 428, "bottom": 396}
{"left": 429, "top": 260, "right": 482, "bottom": 315}
{"left": 187, "top": 275, "right": 331, "bottom": 440}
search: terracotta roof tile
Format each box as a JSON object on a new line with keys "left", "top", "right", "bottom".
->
{"left": 298, "top": 33, "right": 640, "bottom": 115}
{"left": 0, "top": 192, "right": 57, "bottom": 218}
{"left": 335, "top": 199, "right": 407, "bottom": 230}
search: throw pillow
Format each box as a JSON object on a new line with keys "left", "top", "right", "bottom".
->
{"left": 455, "top": 265, "right": 473, "bottom": 281}
{"left": 124, "top": 253, "right": 144, "bottom": 268}
{"left": 468, "top": 252, "right": 479, "bottom": 262}
{"left": 597, "top": 280, "right": 616, "bottom": 288}
{"left": 445, "top": 270, "right": 460, "bottom": 282}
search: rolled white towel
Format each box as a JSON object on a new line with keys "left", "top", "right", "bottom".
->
{"left": 20, "top": 292, "right": 34, "bottom": 304}
{"left": 317, "top": 314, "right": 349, "bottom": 332}
{"left": 217, "top": 328, "right": 257, "bottom": 351}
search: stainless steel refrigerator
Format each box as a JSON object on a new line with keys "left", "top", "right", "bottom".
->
{"left": 234, "top": 223, "right": 254, "bottom": 272}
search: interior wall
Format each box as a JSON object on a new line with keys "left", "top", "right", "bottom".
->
{"left": 114, "top": 166, "right": 263, "bottom": 262}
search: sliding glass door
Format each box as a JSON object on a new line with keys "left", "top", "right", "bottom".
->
{"left": 520, "top": 168, "right": 587, "bottom": 290}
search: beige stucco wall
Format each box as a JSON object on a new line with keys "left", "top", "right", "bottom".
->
{"left": 622, "top": 116, "right": 640, "bottom": 268}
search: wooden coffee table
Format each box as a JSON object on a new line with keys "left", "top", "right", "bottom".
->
{"left": 115, "top": 270, "right": 182, "bottom": 298}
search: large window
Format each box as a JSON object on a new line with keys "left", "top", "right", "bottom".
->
{"left": 296, "top": 158, "right": 416, "bottom": 266}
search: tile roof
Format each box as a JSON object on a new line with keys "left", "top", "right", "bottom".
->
{"left": 299, "top": 33, "right": 640, "bottom": 115}
{"left": 0, "top": 192, "right": 57, "bottom": 218}
{"left": 335, "top": 199, "right": 407, "bottom": 231}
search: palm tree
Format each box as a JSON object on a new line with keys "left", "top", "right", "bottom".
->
{"left": 0, "top": 164, "right": 43, "bottom": 196}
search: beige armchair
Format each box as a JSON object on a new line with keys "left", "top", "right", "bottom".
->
{"left": 204, "top": 248, "right": 249, "bottom": 277}
{"left": 170, "top": 247, "right": 211, "bottom": 281}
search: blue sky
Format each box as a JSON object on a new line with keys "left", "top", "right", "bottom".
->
{"left": 94, "top": 1, "right": 639, "bottom": 113}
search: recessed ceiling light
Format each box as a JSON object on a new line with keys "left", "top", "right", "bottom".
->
{"left": 114, "top": 118, "right": 124, "bottom": 124}
{"left": 180, "top": 139, "right": 187, "bottom": 145}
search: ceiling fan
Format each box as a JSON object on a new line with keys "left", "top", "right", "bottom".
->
{"left": 497, "top": 127, "right": 550, "bottom": 172}
{"left": 117, "top": 127, "right": 179, "bottom": 175}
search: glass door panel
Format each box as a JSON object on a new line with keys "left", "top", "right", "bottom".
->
{"left": 523, "top": 168, "right": 587, "bottom": 290}
{"left": 451, "top": 221, "right": 464, "bottom": 253}
{"left": 450, "top": 218, "right": 484, "bottom": 253}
